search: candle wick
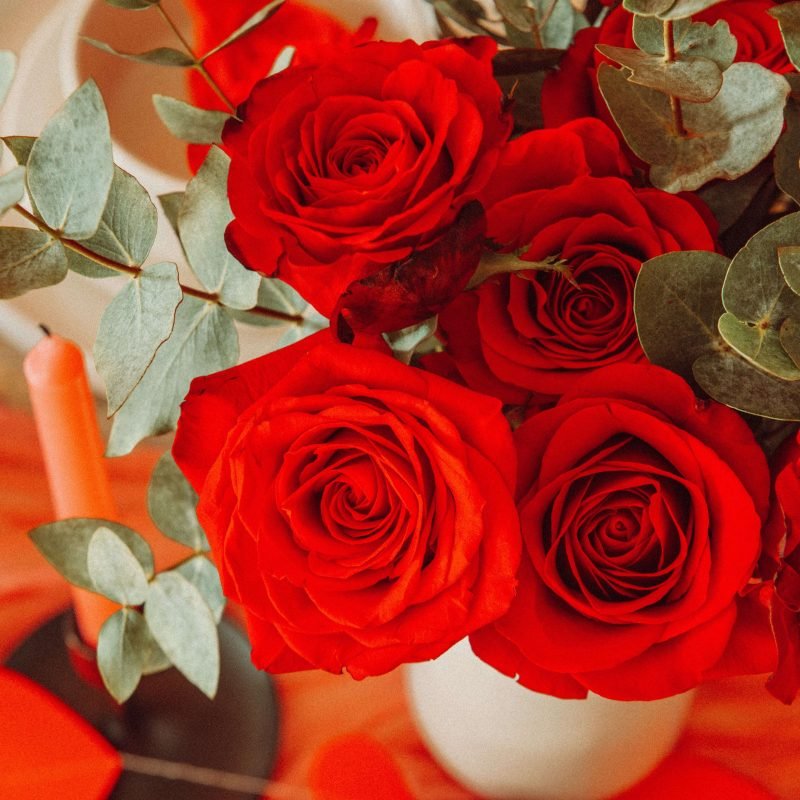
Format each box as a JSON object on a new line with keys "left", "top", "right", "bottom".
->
{"left": 38, "top": 323, "right": 52, "bottom": 337}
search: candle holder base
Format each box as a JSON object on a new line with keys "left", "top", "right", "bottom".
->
{"left": 6, "top": 611, "right": 279, "bottom": 799}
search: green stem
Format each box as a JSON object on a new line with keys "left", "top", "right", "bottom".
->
{"left": 155, "top": 4, "right": 238, "bottom": 116}
{"left": 12, "top": 204, "right": 303, "bottom": 325}
{"left": 663, "top": 19, "right": 687, "bottom": 138}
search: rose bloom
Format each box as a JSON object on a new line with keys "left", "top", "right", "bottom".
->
{"left": 222, "top": 37, "right": 512, "bottom": 318}
{"left": 435, "top": 118, "right": 716, "bottom": 404}
{"left": 184, "top": 0, "right": 373, "bottom": 171}
{"left": 471, "top": 364, "right": 775, "bottom": 700}
{"left": 762, "top": 433, "right": 800, "bottom": 703}
{"left": 172, "top": 332, "right": 520, "bottom": 677}
{"left": 543, "top": 0, "right": 794, "bottom": 128}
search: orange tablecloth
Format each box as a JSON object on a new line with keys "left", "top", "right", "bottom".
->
{"left": 1, "top": 404, "right": 797, "bottom": 799}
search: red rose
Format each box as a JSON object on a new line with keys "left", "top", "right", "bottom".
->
{"left": 542, "top": 1, "right": 794, "bottom": 128}
{"left": 471, "top": 364, "right": 774, "bottom": 700}
{"left": 223, "top": 37, "right": 512, "bottom": 318}
{"left": 437, "top": 119, "right": 716, "bottom": 403}
{"left": 173, "top": 332, "right": 521, "bottom": 677}
{"left": 184, "top": 0, "right": 373, "bottom": 171}
{"left": 763, "top": 434, "right": 800, "bottom": 703}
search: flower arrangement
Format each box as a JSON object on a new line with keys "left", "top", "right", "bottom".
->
{"left": 4, "top": 0, "right": 800, "bottom": 718}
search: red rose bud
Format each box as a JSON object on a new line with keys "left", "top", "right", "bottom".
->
{"left": 173, "top": 331, "right": 521, "bottom": 678}
{"left": 222, "top": 37, "right": 513, "bottom": 319}
{"left": 333, "top": 201, "right": 486, "bottom": 341}
{"left": 471, "top": 363, "right": 774, "bottom": 700}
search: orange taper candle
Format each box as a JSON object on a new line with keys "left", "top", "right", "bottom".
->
{"left": 24, "top": 331, "right": 119, "bottom": 648}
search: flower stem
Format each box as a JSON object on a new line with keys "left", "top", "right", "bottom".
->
{"left": 663, "top": 19, "right": 687, "bottom": 138}
{"left": 155, "top": 4, "right": 238, "bottom": 116}
{"left": 12, "top": 204, "right": 303, "bottom": 325}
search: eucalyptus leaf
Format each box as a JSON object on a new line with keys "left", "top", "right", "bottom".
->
{"left": 153, "top": 95, "right": 230, "bottom": 144}
{"left": 623, "top": 0, "right": 672, "bottom": 14}
{"left": 96, "top": 609, "right": 146, "bottom": 704}
{"left": 147, "top": 452, "right": 208, "bottom": 551}
{"left": 433, "top": 0, "right": 488, "bottom": 35}
{"left": 228, "top": 277, "right": 305, "bottom": 328}
{"left": 623, "top": 0, "right": 725, "bottom": 18}
{"left": 634, "top": 250, "right": 729, "bottom": 382}
{"left": 598, "top": 62, "right": 790, "bottom": 192}
{"left": 145, "top": 572, "right": 219, "bottom": 699}
{"left": 779, "top": 245, "right": 800, "bottom": 295}
{"left": 720, "top": 212, "right": 800, "bottom": 378}
{"left": 158, "top": 191, "right": 184, "bottom": 236}
{"left": 29, "top": 519, "right": 154, "bottom": 592}
{"left": 179, "top": 147, "right": 260, "bottom": 310}
{"left": 0, "top": 166, "right": 24, "bottom": 215}
{"left": 781, "top": 317, "right": 800, "bottom": 369}
{"left": 65, "top": 248, "right": 117, "bottom": 279}
{"left": 532, "top": 0, "right": 587, "bottom": 50}
{"left": 596, "top": 44, "right": 722, "bottom": 103}
{"left": 94, "top": 261, "right": 182, "bottom": 415}
{"left": 87, "top": 526, "right": 149, "bottom": 606}
{"left": 141, "top": 625, "right": 172, "bottom": 675}
{"left": 496, "top": 0, "right": 533, "bottom": 31}
{"left": 27, "top": 80, "right": 113, "bottom": 239}
{"left": 694, "top": 350, "right": 800, "bottom": 421}
{"left": 775, "top": 95, "right": 800, "bottom": 206}
{"left": 696, "top": 162, "right": 774, "bottom": 236}
{"left": 632, "top": 17, "right": 736, "bottom": 71}
{"left": 105, "top": 0, "right": 160, "bottom": 8}
{"left": 0, "top": 229, "right": 67, "bottom": 299}
{"left": 2, "top": 135, "right": 35, "bottom": 166}
{"left": 770, "top": 3, "right": 800, "bottom": 72}
{"left": 174, "top": 556, "right": 225, "bottom": 623}
{"left": 200, "top": 0, "right": 285, "bottom": 61}
{"left": 268, "top": 45, "right": 295, "bottom": 76}
{"left": 0, "top": 51, "right": 16, "bottom": 110}
{"left": 385, "top": 317, "right": 439, "bottom": 365}
{"left": 82, "top": 37, "right": 195, "bottom": 67}
{"left": 107, "top": 298, "right": 238, "bottom": 456}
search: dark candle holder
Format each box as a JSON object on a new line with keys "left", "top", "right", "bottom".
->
{"left": 6, "top": 611, "right": 279, "bottom": 800}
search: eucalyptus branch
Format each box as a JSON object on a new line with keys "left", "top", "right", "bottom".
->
{"left": 155, "top": 4, "right": 238, "bottom": 116}
{"left": 12, "top": 203, "right": 303, "bottom": 325}
{"left": 663, "top": 19, "right": 687, "bottom": 138}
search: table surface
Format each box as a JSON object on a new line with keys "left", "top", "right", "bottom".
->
{"left": 1, "top": 342, "right": 799, "bottom": 800}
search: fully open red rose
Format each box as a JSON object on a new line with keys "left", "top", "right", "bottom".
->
{"left": 436, "top": 119, "right": 716, "bottom": 404}
{"left": 542, "top": 1, "right": 794, "bottom": 129}
{"left": 173, "top": 332, "right": 520, "bottom": 677}
{"left": 223, "top": 37, "right": 512, "bottom": 318}
{"left": 471, "top": 364, "right": 774, "bottom": 700}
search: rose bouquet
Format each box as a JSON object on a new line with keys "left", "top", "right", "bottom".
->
{"left": 4, "top": 0, "right": 800, "bottom": 770}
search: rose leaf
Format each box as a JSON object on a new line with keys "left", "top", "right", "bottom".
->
{"left": 0, "top": 51, "right": 16, "bottom": 110}
{"left": 598, "top": 63, "right": 790, "bottom": 193}
{"left": 179, "top": 147, "right": 260, "bottom": 311}
{"left": 0, "top": 229, "right": 67, "bottom": 299}
{"left": 145, "top": 572, "right": 219, "bottom": 699}
{"left": 596, "top": 44, "right": 722, "bottom": 103}
{"left": 634, "top": 249, "right": 729, "bottom": 382}
{"left": 631, "top": 17, "right": 736, "bottom": 71}
{"left": 87, "top": 526, "right": 149, "bottom": 606}
{"left": 694, "top": 350, "right": 800, "bottom": 421}
{"left": 147, "top": 451, "right": 208, "bottom": 552}
{"left": 107, "top": 298, "right": 238, "bottom": 456}
{"left": 770, "top": 3, "right": 800, "bottom": 72}
{"left": 333, "top": 201, "right": 486, "bottom": 339}
{"left": 81, "top": 38, "right": 194, "bottom": 67}
{"left": 0, "top": 166, "right": 24, "bottom": 216}
{"left": 29, "top": 519, "right": 154, "bottom": 591}
{"left": 153, "top": 95, "right": 230, "bottom": 145}
{"left": 96, "top": 610, "right": 146, "bottom": 704}
{"left": 94, "top": 261, "right": 181, "bottom": 415}
{"left": 27, "top": 80, "right": 114, "bottom": 240}
{"left": 720, "top": 212, "right": 800, "bottom": 379}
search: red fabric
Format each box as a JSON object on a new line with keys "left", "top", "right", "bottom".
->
{"left": 0, "top": 667, "right": 121, "bottom": 800}
{"left": 0, "top": 404, "right": 789, "bottom": 799}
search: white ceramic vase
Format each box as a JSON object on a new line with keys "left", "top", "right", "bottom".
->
{"left": 405, "top": 639, "right": 695, "bottom": 800}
